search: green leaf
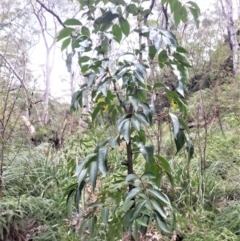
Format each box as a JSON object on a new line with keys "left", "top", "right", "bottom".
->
{"left": 169, "top": 113, "right": 179, "bottom": 139}
{"left": 158, "top": 50, "right": 168, "bottom": 66}
{"left": 119, "top": 17, "right": 130, "bottom": 36}
{"left": 81, "top": 26, "right": 90, "bottom": 37}
{"left": 97, "top": 147, "right": 108, "bottom": 176}
{"left": 173, "top": 1, "right": 182, "bottom": 26}
{"left": 148, "top": 188, "right": 171, "bottom": 206}
{"left": 139, "top": 215, "right": 150, "bottom": 236}
{"left": 91, "top": 104, "right": 102, "bottom": 121}
{"left": 89, "top": 161, "right": 98, "bottom": 191}
{"left": 169, "top": 0, "right": 177, "bottom": 13}
{"left": 149, "top": 45, "right": 157, "bottom": 60}
{"left": 64, "top": 18, "right": 82, "bottom": 25}
{"left": 151, "top": 199, "right": 167, "bottom": 219}
{"left": 131, "top": 118, "right": 141, "bottom": 131}
{"left": 175, "top": 129, "right": 186, "bottom": 153}
{"left": 153, "top": 82, "right": 165, "bottom": 89}
{"left": 112, "top": 24, "right": 122, "bottom": 43}
{"left": 77, "top": 168, "right": 88, "bottom": 186}
{"left": 135, "top": 112, "right": 150, "bottom": 126}
{"left": 88, "top": 201, "right": 104, "bottom": 208}
{"left": 138, "top": 129, "right": 146, "bottom": 144}
{"left": 178, "top": 118, "right": 190, "bottom": 134}
{"left": 129, "top": 96, "right": 138, "bottom": 111}
{"left": 126, "top": 3, "right": 138, "bottom": 15}
{"left": 79, "top": 56, "right": 90, "bottom": 63}
{"left": 181, "top": 6, "right": 188, "bottom": 23}
{"left": 140, "top": 144, "right": 154, "bottom": 162}
{"left": 173, "top": 52, "right": 191, "bottom": 67}
{"left": 96, "top": 11, "right": 118, "bottom": 24}
{"left": 108, "top": 135, "right": 120, "bottom": 148}
{"left": 155, "top": 155, "right": 171, "bottom": 174}
{"left": 101, "top": 206, "right": 109, "bottom": 224}
{"left": 122, "top": 200, "right": 134, "bottom": 212}
{"left": 57, "top": 28, "right": 74, "bottom": 41}
{"left": 177, "top": 46, "right": 188, "bottom": 53}
{"left": 75, "top": 153, "right": 97, "bottom": 176}
{"left": 119, "top": 119, "right": 131, "bottom": 144}
{"left": 154, "top": 211, "right": 171, "bottom": 234}
{"left": 126, "top": 187, "right": 142, "bottom": 201}
{"left": 141, "top": 171, "right": 156, "bottom": 180}
{"left": 126, "top": 173, "right": 138, "bottom": 182}
{"left": 187, "top": 1, "right": 201, "bottom": 27}
{"left": 136, "top": 218, "right": 148, "bottom": 227}
{"left": 61, "top": 37, "right": 71, "bottom": 51}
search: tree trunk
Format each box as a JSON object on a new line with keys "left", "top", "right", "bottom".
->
{"left": 220, "top": 0, "right": 239, "bottom": 75}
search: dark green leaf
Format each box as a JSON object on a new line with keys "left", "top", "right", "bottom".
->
{"left": 129, "top": 96, "right": 138, "bottom": 111}
{"left": 131, "top": 117, "right": 141, "bottom": 131}
{"left": 126, "top": 187, "right": 142, "bottom": 200}
{"left": 189, "top": 6, "right": 200, "bottom": 28}
{"left": 177, "top": 46, "right": 188, "bottom": 53}
{"left": 154, "top": 211, "right": 171, "bottom": 234}
{"left": 122, "top": 200, "right": 134, "bottom": 212}
{"left": 181, "top": 6, "right": 188, "bottom": 23}
{"left": 174, "top": 52, "right": 191, "bottom": 67}
{"left": 138, "top": 129, "right": 146, "bottom": 144}
{"left": 119, "top": 17, "right": 130, "bottom": 36}
{"left": 89, "top": 161, "right": 98, "bottom": 191}
{"left": 101, "top": 207, "right": 109, "bottom": 224}
{"left": 98, "top": 147, "right": 108, "bottom": 176}
{"left": 135, "top": 112, "right": 150, "bottom": 126}
{"left": 57, "top": 28, "right": 74, "bottom": 41}
{"left": 91, "top": 104, "right": 102, "bottom": 121}
{"left": 61, "top": 37, "right": 71, "bottom": 51}
{"left": 168, "top": 0, "right": 177, "bottom": 12}
{"left": 119, "top": 119, "right": 131, "bottom": 144}
{"left": 96, "top": 11, "right": 118, "bottom": 24}
{"left": 155, "top": 155, "right": 171, "bottom": 174}
{"left": 112, "top": 24, "right": 122, "bottom": 43}
{"left": 81, "top": 26, "right": 90, "bottom": 37}
{"left": 79, "top": 56, "right": 90, "bottom": 63}
{"left": 173, "top": 1, "right": 182, "bottom": 26}
{"left": 64, "top": 18, "right": 82, "bottom": 25}
{"left": 153, "top": 82, "right": 165, "bottom": 89}
{"left": 140, "top": 144, "right": 154, "bottom": 162}
{"left": 151, "top": 199, "right": 167, "bottom": 219}
{"left": 148, "top": 188, "right": 171, "bottom": 206}
{"left": 149, "top": 45, "right": 157, "bottom": 60}
{"left": 75, "top": 153, "right": 97, "bottom": 176}
{"left": 178, "top": 118, "right": 190, "bottom": 134}
{"left": 175, "top": 129, "right": 186, "bottom": 153}
{"left": 111, "top": 108, "right": 117, "bottom": 125}
{"left": 126, "top": 3, "right": 138, "bottom": 15}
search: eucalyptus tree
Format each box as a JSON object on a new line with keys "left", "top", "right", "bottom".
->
{"left": 58, "top": 0, "right": 200, "bottom": 239}
{"left": 220, "top": 0, "right": 239, "bottom": 76}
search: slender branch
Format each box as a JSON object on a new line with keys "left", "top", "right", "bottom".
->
{"left": 0, "top": 51, "right": 30, "bottom": 100}
{"left": 36, "top": 0, "right": 66, "bottom": 28}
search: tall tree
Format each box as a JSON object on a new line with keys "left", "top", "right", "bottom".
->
{"left": 220, "top": 0, "right": 239, "bottom": 75}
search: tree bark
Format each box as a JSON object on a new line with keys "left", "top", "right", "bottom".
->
{"left": 220, "top": 0, "right": 239, "bottom": 75}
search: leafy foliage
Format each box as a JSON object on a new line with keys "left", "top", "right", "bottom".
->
{"left": 58, "top": 0, "right": 200, "bottom": 239}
